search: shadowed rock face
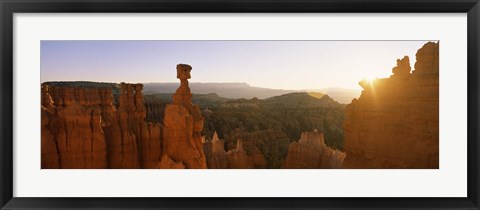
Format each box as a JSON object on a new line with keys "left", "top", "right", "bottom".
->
{"left": 161, "top": 64, "right": 208, "bottom": 169}
{"left": 342, "top": 42, "right": 439, "bottom": 169}
{"left": 203, "top": 132, "right": 228, "bottom": 169}
{"left": 203, "top": 131, "right": 267, "bottom": 169}
{"left": 41, "top": 83, "right": 162, "bottom": 169}
{"left": 391, "top": 56, "right": 411, "bottom": 79}
{"left": 283, "top": 130, "right": 346, "bottom": 169}
{"left": 225, "top": 139, "right": 250, "bottom": 169}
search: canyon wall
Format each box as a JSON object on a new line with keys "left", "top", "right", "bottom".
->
{"left": 41, "top": 83, "right": 163, "bottom": 169}
{"left": 105, "top": 83, "right": 161, "bottom": 168}
{"left": 342, "top": 42, "right": 439, "bottom": 169}
{"left": 41, "top": 64, "right": 207, "bottom": 169}
{"left": 283, "top": 130, "right": 346, "bottom": 169}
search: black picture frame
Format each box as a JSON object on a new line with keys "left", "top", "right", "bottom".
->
{"left": 1, "top": 0, "right": 479, "bottom": 209}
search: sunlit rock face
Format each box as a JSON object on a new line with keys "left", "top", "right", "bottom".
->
{"left": 162, "top": 64, "right": 208, "bottom": 169}
{"left": 283, "top": 130, "right": 346, "bottom": 169}
{"left": 41, "top": 85, "right": 109, "bottom": 168}
{"left": 107, "top": 83, "right": 145, "bottom": 168}
{"left": 41, "top": 64, "right": 212, "bottom": 169}
{"left": 342, "top": 42, "right": 439, "bottom": 169}
{"left": 41, "top": 83, "right": 163, "bottom": 169}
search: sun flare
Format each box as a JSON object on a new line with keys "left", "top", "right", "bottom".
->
{"left": 363, "top": 76, "right": 377, "bottom": 83}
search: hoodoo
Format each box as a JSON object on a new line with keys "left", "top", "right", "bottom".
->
{"left": 41, "top": 64, "right": 211, "bottom": 169}
{"left": 161, "top": 64, "right": 208, "bottom": 168}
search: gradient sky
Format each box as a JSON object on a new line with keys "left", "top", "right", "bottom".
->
{"left": 41, "top": 41, "right": 430, "bottom": 90}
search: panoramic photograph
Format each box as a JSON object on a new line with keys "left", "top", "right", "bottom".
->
{"left": 40, "top": 40, "right": 439, "bottom": 169}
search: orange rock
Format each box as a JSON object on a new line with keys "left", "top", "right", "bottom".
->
{"left": 203, "top": 132, "right": 228, "bottom": 169}
{"left": 41, "top": 83, "right": 163, "bottom": 169}
{"left": 342, "top": 42, "right": 439, "bottom": 169}
{"left": 162, "top": 64, "right": 208, "bottom": 169}
{"left": 41, "top": 85, "right": 60, "bottom": 169}
{"left": 41, "top": 65, "right": 209, "bottom": 169}
{"left": 391, "top": 56, "right": 411, "bottom": 79}
{"left": 225, "top": 139, "right": 251, "bottom": 169}
{"left": 203, "top": 132, "right": 267, "bottom": 169}
{"left": 141, "top": 123, "right": 163, "bottom": 168}
{"left": 245, "top": 144, "right": 268, "bottom": 169}
{"left": 41, "top": 85, "right": 108, "bottom": 169}
{"left": 157, "top": 155, "right": 186, "bottom": 169}
{"left": 283, "top": 130, "right": 345, "bottom": 169}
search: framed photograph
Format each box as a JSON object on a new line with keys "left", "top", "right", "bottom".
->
{"left": 1, "top": 0, "right": 479, "bottom": 209}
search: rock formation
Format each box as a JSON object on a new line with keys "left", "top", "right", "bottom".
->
{"left": 105, "top": 83, "right": 145, "bottom": 168}
{"left": 41, "top": 85, "right": 109, "bottom": 168}
{"left": 203, "top": 132, "right": 228, "bottom": 168}
{"left": 342, "top": 42, "right": 439, "bottom": 168}
{"left": 41, "top": 64, "right": 212, "bottom": 169}
{"left": 243, "top": 142, "right": 268, "bottom": 169}
{"left": 391, "top": 56, "right": 411, "bottom": 79}
{"left": 41, "top": 85, "right": 61, "bottom": 169}
{"left": 225, "top": 139, "right": 251, "bottom": 169}
{"left": 41, "top": 83, "right": 163, "bottom": 169}
{"left": 203, "top": 131, "right": 267, "bottom": 169}
{"left": 162, "top": 64, "right": 207, "bottom": 169}
{"left": 157, "top": 155, "right": 186, "bottom": 169}
{"left": 283, "top": 130, "right": 346, "bottom": 169}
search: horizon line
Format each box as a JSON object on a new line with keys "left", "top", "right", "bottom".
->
{"left": 41, "top": 80, "right": 364, "bottom": 91}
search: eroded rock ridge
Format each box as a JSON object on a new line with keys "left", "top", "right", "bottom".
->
{"left": 342, "top": 42, "right": 439, "bottom": 168}
{"left": 42, "top": 64, "right": 207, "bottom": 169}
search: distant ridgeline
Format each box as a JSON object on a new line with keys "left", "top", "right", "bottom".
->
{"left": 42, "top": 81, "right": 119, "bottom": 88}
{"left": 142, "top": 82, "right": 361, "bottom": 104}
{"left": 41, "top": 42, "right": 439, "bottom": 169}
{"left": 144, "top": 91, "right": 345, "bottom": 169}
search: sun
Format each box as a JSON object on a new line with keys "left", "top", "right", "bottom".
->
{"left": 363, "top": 76, "right": 377, "bottom": 83}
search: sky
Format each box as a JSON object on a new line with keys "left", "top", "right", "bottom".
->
{"left": 41, "top": 40, "right": 431, "bottom": 90}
